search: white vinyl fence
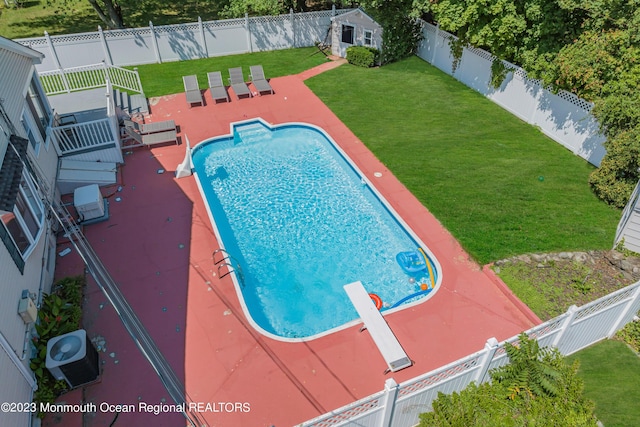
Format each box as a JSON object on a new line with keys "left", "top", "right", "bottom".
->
{"left": 416, "top": 21, "right": 607, "bottom": 167}
{"left": 17, "top": 8, "right": 351, "bottom": 73}
{"left": 299, "top": 281, "right": 640, "bottom": 427}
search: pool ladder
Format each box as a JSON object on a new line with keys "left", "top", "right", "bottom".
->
{"left": 213, "top": 249, "right": 246, "bottom": 288}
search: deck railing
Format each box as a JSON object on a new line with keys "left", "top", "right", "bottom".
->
{"left": 51, "top": 118, "right": 117, "bottom": 156}
{"left": 39, "top": 62, "right": 143, "bottom": 96}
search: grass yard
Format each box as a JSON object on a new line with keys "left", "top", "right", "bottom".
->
{"left": 133, "top": 48, "right": 329, "bottom": 99}
{"left": 0, "top": 0, "right": 100, "bottom": 39}
{"left": 567, "top": 340, "right": 640, "bottom": 427}
{"left": 0, "top": 0, "right": 225, "bottom": 40}
{"left": 306, "top": 57, "right": 621, "bottom": 264}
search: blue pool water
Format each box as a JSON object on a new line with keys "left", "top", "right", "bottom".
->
{"left": 192, "top": 119, "right": 441, "bottom": 340}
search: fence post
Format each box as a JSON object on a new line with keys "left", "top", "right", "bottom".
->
{"left": 378, "top": 378, "right": 398, "bottom": 427}
{"left": 331, "top": 4, "right": 336, "bottom": 17}
{"left": 473, "top": 337, "right": 499, "bottom": 384}
{"left": 431, "top": 23, "right": 439, "bottom": 64}
{"left": 245, "top": 13, "right": 253, "bottom": 53}
{"left": 290, "top": 8, "right": 295, "bottom": 48}
{"left": 607, "top": 282, "right": 640, "bottom": 337}
{"left": 198, "top": 17, "right": 208, "bottom": 58}
{"left": 149, "top": 21, "right": 162, "bottom": 63}
{"left": 551, "top": 305, "right": 578, "bottom": 351}
{"left": 98, "top": 26, "right": 113, "bottom": 65}
{"left": 44, "top": 31, "right": 69, "bottom": 93}
{"left": 133, "top": 68, "right": 143, "bottom": 95}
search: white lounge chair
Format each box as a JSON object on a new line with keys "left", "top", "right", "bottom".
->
{"left": 183, "top": 75, "right": 204, "bottom": 107}
{"left": 344, "top": 281, "right": 413, "bottom": 373}
{"left": 123, "top": 126, "right": 178, "bottom": 148}
{"left": 207, "top": 71, "right": 230, "bottom": 103}
{"left": 249, "top": 65, "right": 274, "bottom": 95}
{"left": 123, "top": 119, "right": 176, "bottom": 135}
{"left": 228, "top": 67, "right": 252, "bottom": 100}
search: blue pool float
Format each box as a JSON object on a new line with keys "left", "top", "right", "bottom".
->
{"left": 396, "top": 250, "right": 427, "bottom": 274}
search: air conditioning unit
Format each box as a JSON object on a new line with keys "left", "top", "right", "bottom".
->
{"left": 46, "top": 329, "right": 100, "bottom": 388}
{"left": 73, "top": 184, "right": 105, "bottom": 222}
{"left": 17, "top": 296, "right": 37, "bottom": 324}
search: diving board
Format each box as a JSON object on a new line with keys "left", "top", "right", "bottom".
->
{"left": 344, "top": 281, "right": 413, "bottom": 373}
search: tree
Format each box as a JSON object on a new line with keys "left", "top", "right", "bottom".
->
{"left": 219, "top": 0, "right": 288, "bottom": 18}
{"left": 86, "top": 0, "right": 124, "bottom": 29}
{"left": 491, "top": 333, "right": 561, "bottom": 399}
{"left": 358, "top": 0, "right": 423, "bottom": 64}
{"left": 589, "top": 128, "right": 640, "bottom": 208}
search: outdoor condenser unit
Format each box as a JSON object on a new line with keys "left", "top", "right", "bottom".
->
{"left": 46, "top": 329, "right": 100, "bottom": 388}
{"left": 73, "top": 184, "right": 105, "bottom": 221}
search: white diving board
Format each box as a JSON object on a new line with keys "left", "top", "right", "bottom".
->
{"left": 344, "top": 281, "right": 413, "bottom": 373}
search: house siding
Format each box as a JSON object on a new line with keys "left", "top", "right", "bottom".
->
{"left": 0, "top": 346, "right": 33, "bottom": 426}
{"left": 1, "top": 40, "right": 58, "bottom": 421}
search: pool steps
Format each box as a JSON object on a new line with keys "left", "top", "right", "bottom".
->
{"left": 233, "top": 122, "right": 272, "bottom": 145}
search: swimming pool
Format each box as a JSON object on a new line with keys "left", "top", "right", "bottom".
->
{"left": 192, "top": 119, "right": 442, "bottom": 340}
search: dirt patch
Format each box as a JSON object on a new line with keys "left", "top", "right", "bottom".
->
{"left": 492, "top": 250, "right": 640, "bottom": 321}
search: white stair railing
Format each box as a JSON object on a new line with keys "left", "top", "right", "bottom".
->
{"left": 40, "top": 62, "right": 144, "bottom": 95}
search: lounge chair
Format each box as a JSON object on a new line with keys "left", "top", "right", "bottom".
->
{"left": 207, "top": 71, "right": 230, "bottom": 103}
{"left": 249, "top": 65, "right": 274, "bottom": 95}
{"left": 123, "top": 119, "right": 176, "bottom": 135}
{"left": 123, "top": 126, "right": 178, "bottom": 148}
{"left": 228, "top": 67, "right": 252, "bottom": 100}
{"left": 183, "top": 75, "right": 204, "bottom": 107}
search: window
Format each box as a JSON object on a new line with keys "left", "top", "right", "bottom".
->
{"left": 21, "top": 110, "right": 42, "bottom": 154}
{"left": 0, "top": 171, "right": 44, "bottom": 260}
{"left": 341, "top": 25, "right": 355, "bottom": 44}
{"left": 364, "top": 30, "right": 373, "bottom": 46}
{"left": 27, "top": 78, "right": 51, "bottom": 134}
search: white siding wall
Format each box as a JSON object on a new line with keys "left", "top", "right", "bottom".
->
{"left": 0, "top": 44, "right": 58, "bottom": 413}
{"left": 0, "top": 347, "right": 33, "bottom": 426}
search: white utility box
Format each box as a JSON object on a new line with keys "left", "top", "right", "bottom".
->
{"left": 73, "top": 184, "right": 105, "bottom": 221}
{"left": 17, "top": 297, "right": 37, "bottom": 324}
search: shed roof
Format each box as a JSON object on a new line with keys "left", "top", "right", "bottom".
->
{"left": 331, "top": 8, "right": 379, "bottom": 26}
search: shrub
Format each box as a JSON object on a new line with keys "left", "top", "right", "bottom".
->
{"left": 588, "top": 128, "right": 640, "bottom": 208}
{"left": 346, "top": 46, "right": 380, "bottom": 67}
{"left": 616, "top": 313, "right": 640, "bottom": 353}
{"left": 31, "top": 275, "right": 85, "bottom": 417}
{"left": 419, "top": 334, "right": 598, "bottom": 427}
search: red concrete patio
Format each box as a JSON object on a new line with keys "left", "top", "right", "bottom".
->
{"left": 46, "top": 59, "right": 540, "bottom": 427}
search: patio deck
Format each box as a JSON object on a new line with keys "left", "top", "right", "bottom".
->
{"left": 46, "top": 59, "right": 539, "bottom": 427}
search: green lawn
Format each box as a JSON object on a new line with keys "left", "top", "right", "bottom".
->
{"left": 567, "top": 340, "right": 640, "bottom": 427}
{"left": 134, "top": 48, "right": 329, "bottom": 99}
{"left": 306, "top": 57, "right": 621, "bottom": 264}
{"left": 0, "top": 0, "right": 225, "bottom": 40}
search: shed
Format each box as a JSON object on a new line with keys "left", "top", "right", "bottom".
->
{"left": 331, "top": 8, "right": 382, "bottom": 58}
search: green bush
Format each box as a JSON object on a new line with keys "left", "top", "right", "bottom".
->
{"left": 616, "top": 314, "right": 640, "bottom": 353}
{"left": 31, "top": 275, "right": 85, "bottom": 417}
{"left": 346, "top": 46, "right": 380, "bottom": 67}
{"left": 588, "top": 128, "right": 640, "bottom": 208}
{"left": 419, "top": 334, "right": 598, "bottom": 427}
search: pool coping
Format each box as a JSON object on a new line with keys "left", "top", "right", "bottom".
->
{"left": 190, "top": 117, "right": 444, "bottom": 343}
